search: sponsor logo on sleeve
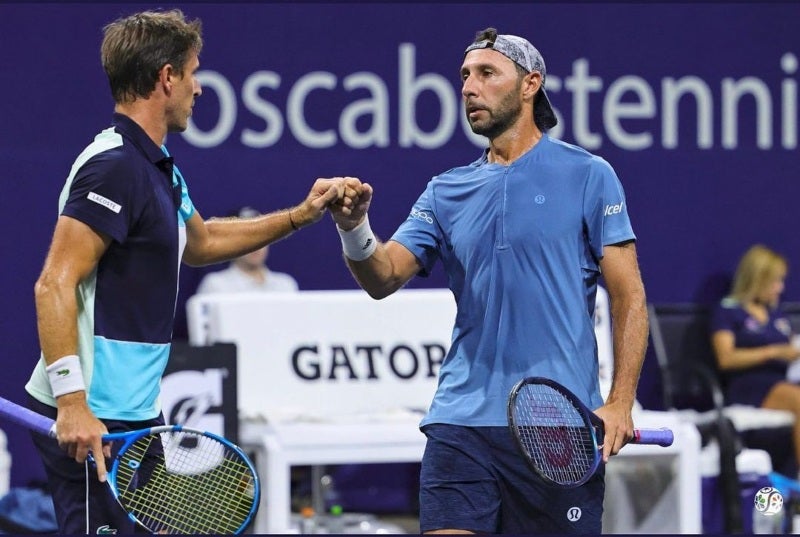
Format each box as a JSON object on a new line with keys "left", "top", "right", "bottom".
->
{"left": 603, "top": 202, "right": 624, "bottom": 217}
{"left": 87, "top": 192, "right": 122, "bottom": 214}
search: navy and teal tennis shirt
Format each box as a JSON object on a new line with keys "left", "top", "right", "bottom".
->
{"left": 27, "top": 113, "right": 195, "bottom": 421}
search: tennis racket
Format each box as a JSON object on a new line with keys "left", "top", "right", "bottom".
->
{"left": 0, "top": 396, "right": 259, "bottom": 534}
{"left": 508, "top": 377, "right": 674, "bottom": 488}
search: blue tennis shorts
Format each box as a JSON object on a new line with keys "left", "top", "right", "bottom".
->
{"left": 419, "top": 423, "right": 605, "bottom": 534}
{"left": 27, "top": 395, "right": 164, "bottom": 534}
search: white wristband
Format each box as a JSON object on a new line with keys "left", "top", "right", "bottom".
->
{"left": 46, "top": 355, "right": 86, "bottom": 398}
{"left": 338, "top": 215, "right": 377, "bottom": 261}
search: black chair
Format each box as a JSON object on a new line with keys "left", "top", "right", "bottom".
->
{"left": 648, "top": 303, "right": 795, "bottom": 534}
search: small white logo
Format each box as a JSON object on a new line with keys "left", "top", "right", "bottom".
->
{"left": 87, "top": 192, "right": 121, "bottom": 214}
{"left": 410, "top": 208, "right": 434, "bottom": 224}
{"left": 603, "top": 202, "right": 624, "bottom": 216}
{"left": 534, "top": 194, "right": 545, "bottom": 204}
{"left": 567, "top": 506, "right": 582, "bottom": 522}
{"left": 754, "top": 486, "right": 783, "bottom": 516}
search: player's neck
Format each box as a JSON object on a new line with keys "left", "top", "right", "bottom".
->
{"left": 487, "top": 125, "right": 543, "bottom": 166}
{"left": 114, "top": 102, "right": 168, "bottom": 147}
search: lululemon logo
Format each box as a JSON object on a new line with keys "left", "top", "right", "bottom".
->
{"left": 567, "top": 507, "right": 582, "bottom": 522}
{"left": 534, "top": 195, "right": 545, "bottom": 204}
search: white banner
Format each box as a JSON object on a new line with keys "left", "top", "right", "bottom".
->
{"left": 186, "top": 289, "right": 457, "bottom": 420}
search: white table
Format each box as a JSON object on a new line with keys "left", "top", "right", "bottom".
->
{"left": 240, "top": 411, "right": 702, "bottom": 534}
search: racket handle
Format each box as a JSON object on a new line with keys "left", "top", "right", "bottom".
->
{"left": 0, "top": 396, "right": 57, "bottom": 437}
{"left": 633, "top": 428, "right": 674, "bottom": 447}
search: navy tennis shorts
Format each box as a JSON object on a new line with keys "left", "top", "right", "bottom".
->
{"left": 27, "top": 395, "right": 163, "bottom": 534}
{"left": 419, "top": 423, "right": 605, "bottom": 534}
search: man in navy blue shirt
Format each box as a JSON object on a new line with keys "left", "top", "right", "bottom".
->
{"left": 26, "top": 9, "right": 357, "bottom": 534}
{"left": 329, "top": 28, "right": 649, "bottom": 534}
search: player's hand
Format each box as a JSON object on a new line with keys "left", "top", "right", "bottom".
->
{"left": 593, "top": 398, "right": 634, "bottom": 462}
{"left": 331, "top": 179, "right": 373, "bottom": 231}
{"left": 337, "top": 177, "right": 366, "bottom": 216}
{"left": 289, "top": 178, "right": 348, "bottom": 228}
{"left": 55, "top": 392, "right": 110, "bottom": 482}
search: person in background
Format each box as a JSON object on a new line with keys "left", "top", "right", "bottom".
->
{"left": 195, "top": 206, "right": 300, "bottom": 294}
{"left": 328, "top": 27, "right": 648, "bottom": 534}
{"left": 25, "top": 9, "right": 356, "bottom": 534}
{"left": 711, "top": 244, "right": 800, "bottom": 476}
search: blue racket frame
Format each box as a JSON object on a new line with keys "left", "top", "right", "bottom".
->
{"left": 0, "top": 396, "right": 260, "bottom": 534}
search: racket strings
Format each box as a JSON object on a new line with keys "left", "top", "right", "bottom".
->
{"left": 513, "top": 385, "right": 597, "bottom": 485}
{"left": 113, "top": 431, "right": 257, "bottom": 534}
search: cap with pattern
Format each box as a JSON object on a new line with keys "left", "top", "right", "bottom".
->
{"left": 465, "top": 33, "right": 557, "bottom": 130}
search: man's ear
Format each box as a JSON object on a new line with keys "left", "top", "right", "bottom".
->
{"left": 522, "top": 71, "right": 542, "bottom": 107}
{"left": 158, "top": 64, "right": 174, "bottom": 95}
{"left": 524, "top": 71, "right": 543, "bottom": 100}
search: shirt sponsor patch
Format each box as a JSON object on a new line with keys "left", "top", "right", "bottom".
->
{"left": 603, "top": 201, "right": 624, "bottom": 216}
{"left": 87, "top": 192, "right": 122, "bottom": 213}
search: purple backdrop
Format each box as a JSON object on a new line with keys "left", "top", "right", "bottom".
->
{"left": 0, "top": 2, "right": 797, "bottom": 487}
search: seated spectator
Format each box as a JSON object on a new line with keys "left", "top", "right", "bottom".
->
{"left": 195, "top": 206, "right": 300, "bottom": 294}
{"left": 710, "top": 244, "right": 800, "bottom": 475}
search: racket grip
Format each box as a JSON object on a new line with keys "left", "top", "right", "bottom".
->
{"left": 0, "top": 396, "right": 57, "bottom": 437}
{"left": 633, "top": 428, "right": 674, "bottom": 447}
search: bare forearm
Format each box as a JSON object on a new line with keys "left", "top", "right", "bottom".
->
{"left": 345, "top": 243, "right": 408, "bottom": 299}
{"left": 34, "top": 279, "right": 79, "bottom": 365}
{"left": 184, "top": 209, "right": 296, "bottom": 266}
{"left": 607, "top": 287, "right": 648, "bottom": 407}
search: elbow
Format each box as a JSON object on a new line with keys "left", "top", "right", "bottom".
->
{"left": 182, "top": 250, "right": 213, "bottom": 268}
{"left": 361, "top": 279, "right": 404, "bottom": 300}
{"left": 366, "top": 288, "right": 392, "bottom": 300}
{"left": 33, "top": 277, "right": 48, "bottom": 304}
{"left": 181, "top": 255, "right": 204, "bottom": 268}
{"left": 34, "top": 273, "right": 64, "bottom": 309}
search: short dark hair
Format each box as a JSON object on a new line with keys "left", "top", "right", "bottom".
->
{"left": 101, "top": 9, "right": 203, "bottom": 103}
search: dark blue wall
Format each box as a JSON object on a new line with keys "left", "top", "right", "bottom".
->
{"left": 0, "top": 2, "right": 797, "bottom": 487}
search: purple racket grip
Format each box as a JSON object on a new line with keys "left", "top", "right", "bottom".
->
{"left": 0, "top": 396, "right": 56, "bottom": 437}
{"left": 634, "top": 427, "right": 674, "bottom": 447}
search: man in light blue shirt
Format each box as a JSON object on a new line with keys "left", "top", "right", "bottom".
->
{"left": 329, "top": 27, "right": 648, "bottom": 534}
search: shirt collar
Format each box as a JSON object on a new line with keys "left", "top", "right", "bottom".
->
{"left": 111, "top": 112, "right": 171, "bottom": 166}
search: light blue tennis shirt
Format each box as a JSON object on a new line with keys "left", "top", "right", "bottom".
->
{"left": 391, "top": 134, "right": 636, "bottom": 427}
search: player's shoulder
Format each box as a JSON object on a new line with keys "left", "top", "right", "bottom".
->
{"left": 543, "top": 135, "right": 613, "bottom": 171}
{"left": 76, "top": 126, "right": 141, "bottom": 169}
{"left": 435, "top": 154, "right": 486, "bottom": 179}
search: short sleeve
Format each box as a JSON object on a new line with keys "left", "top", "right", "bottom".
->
{"left": 389, "top": 181, "right": 443, "bottom": 277}
{"left": 710, "top": 301, "right": 737, "bottom": 333}
{"left": 583, "top": 157, "right": 636, "bottom": 261}
{"left": 60, "top": 153, "right": 136, "bottom": 244}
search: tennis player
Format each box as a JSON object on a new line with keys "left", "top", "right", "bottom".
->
{"left": 329, "top": 28, "right": 649, "bottom": 534}
{"left": 24, "top": 9, "right": 355, "bottom": 534}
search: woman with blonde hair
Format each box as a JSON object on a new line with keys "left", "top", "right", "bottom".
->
{"left": 711, "top": 244, "right": 800, "bottom": 473}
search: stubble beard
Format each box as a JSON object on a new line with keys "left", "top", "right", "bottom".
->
{"left": 467, "top": 90, "right": 524, "bottom": 140}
